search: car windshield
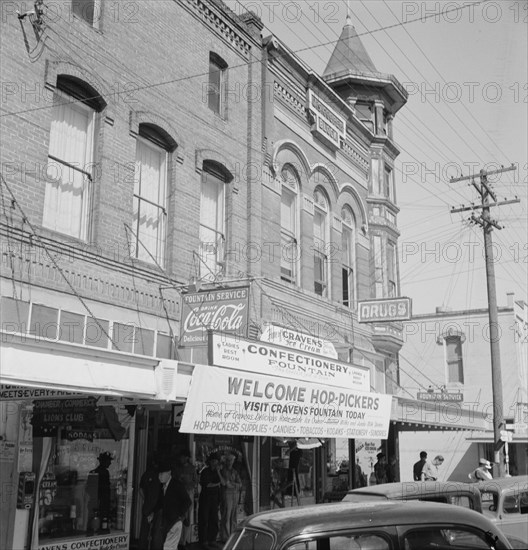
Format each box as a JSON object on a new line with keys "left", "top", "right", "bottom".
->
{"left": 224, "top": 528, "right": 274, "bottom": 550}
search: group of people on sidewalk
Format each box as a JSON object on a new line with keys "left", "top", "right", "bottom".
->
{"left": 139, "top": 451, "right": 242, "bottom": 550}
{"left": 413, "top": 451, "right": 494, "bottom": 482}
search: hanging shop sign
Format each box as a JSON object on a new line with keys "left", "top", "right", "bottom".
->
{"left": 39, "top": 534, "right": 129, "bottom": 550}
{"left": 0, "top": 385, "right": 84, "bottom": 400}
{"left": 180, "top": 365, "right": 392, "bottom": 439}
{"left": 31, "top": 397, "right": 97, "bottom": 440}
{"left": 180, "top": 286, "right": 249, "bottom": 346}
{"left": 417, "top": 391, "right": 464, "bottom": 402}
{"left": 358, "top": 297, "right": 412, "bottom": 323}
{"left": 308, "top": 89, "right": 346, "bottom": 149}
{"left": 210, "top": 333, "right": 370, "bottom": 392}
{"left": 260, "top": 323, "right": 338, "bottom": 359}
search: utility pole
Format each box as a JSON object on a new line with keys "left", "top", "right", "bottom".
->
{"left": 450, "top": 164, "right": 519, "bottom": 478}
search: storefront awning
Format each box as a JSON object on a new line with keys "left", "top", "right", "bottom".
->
{"left": 466, "top": 432, "right": 528, "bottom": 444}
{"left": 0, "top": 334, "right": 183, "bottom": 399}
{"left": 391, "top": 396, "right": 488, "bottom": 431}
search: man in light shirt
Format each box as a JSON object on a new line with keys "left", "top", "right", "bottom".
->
{"left": 421, "top": 455, "right": 444, "bottom": 481}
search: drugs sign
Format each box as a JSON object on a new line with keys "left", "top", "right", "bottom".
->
{"left": 358, "top": 297, "right": 412, "bottom": 323}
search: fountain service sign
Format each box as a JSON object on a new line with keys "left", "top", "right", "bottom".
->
{"left": 180, "top": 287, "right": 249, "bottom": 346}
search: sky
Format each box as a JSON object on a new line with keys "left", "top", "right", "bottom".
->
{"left": 226, "top": 0, "right": 527, "bottom": 314}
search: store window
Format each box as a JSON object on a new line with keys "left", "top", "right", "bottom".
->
{"left": 270, "top": 439, "right": 315, "bottom": 508}
{"left": 29, "top": 399, "right": 133, "bottom": 546}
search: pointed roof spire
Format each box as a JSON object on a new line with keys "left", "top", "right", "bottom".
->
{"left": 323, "top": 6, "right": 377, "bottom": 78}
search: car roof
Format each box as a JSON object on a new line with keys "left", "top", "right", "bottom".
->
{"left": 475, "top": 475, "right": 528, "bottom": 492}
{"left": 344, "top": 480, "right": 481, "bottom": 500}
{"left": 237, "top": 500, "right": 495, "bottom": 542}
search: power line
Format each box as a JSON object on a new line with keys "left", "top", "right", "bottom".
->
{"left": 2, "top": 0, "right": 487, "bottom": 119}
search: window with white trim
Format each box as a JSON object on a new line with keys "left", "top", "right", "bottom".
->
{"left": 133, "top": 126, "right": 169, "bottom": 265}
{"left": 43, "top": 85, "right": 96, "bottom": 240}
{"left": 313, "top": 189, "right": 329, "bottom": 297}
{"left": 199, "top": 165, "right": 226, "bottom": 280}
{"left": 341, "top": 206, "right": 356, "bottom": 308}
{"left": 280, "top": 165, "right": 299, "bottom": 284}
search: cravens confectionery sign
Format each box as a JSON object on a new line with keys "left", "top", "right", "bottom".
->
{"left": 180, "top": 287, "right": 249, "bottom": 346}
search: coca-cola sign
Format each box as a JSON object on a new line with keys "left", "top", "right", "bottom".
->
{"left": 180, "top": 287, "right": 249, "bottom": 346}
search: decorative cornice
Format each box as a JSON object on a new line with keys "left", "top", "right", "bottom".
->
{"left": 184, "top": 0, "right": 251, "bottom": 58}
{"left": 274, "top": 81, "right": 306, "bottom": 118}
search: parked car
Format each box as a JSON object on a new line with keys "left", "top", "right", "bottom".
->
{"left": 224, "top": 500, "right": 513, "bottom": 549}
{"left": 343, "top": 480, "right": 482, "bottom": 511}
{"left": 343, "top": 478, "right": 528, "bottom": 548}
{"left": 476, "top": 476, "right": 528, "bottom": 544}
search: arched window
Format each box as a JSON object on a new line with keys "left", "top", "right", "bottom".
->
{"left": 43, "top": 76, "right": 104, "bottom": 240}
{"left": 341, "top": 206, "right": 356, "bottom": 307}
{"left": 133, "top": 124, "right": 172, "bottom": 265}
{"left": 280, "top": 164, "right": 299, "bottom": 284}
{"left": 313, "top": 189, "right": 329, "bottom": 297}
{"left": 199, "top": 162, "right": 227, "bottom": 280}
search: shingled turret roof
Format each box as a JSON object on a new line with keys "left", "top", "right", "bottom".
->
{"left": 323, "top": 16, "right": 377, "bottom": 78}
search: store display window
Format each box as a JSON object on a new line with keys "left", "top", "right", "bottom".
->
{"left": 28, "top": 399, "right": 133, "bottom": 545}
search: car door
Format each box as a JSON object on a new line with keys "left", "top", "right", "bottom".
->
{"left": 498, "top": 489, "right": 528, "bottom": 543}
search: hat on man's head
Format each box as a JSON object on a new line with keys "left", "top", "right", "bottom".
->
{"left": 376, "top": 452, "right": 385, "bottom": 460}
{"left": 207, "top": 452, "right": 220, "bottom": 462}
{"left": 158, "top": 459, "right": 172, "bottom": 474}
{"left": 479, "top": 458, "right": 492, "bottom": 469}
{"left": 98, "top": 451, "right": 113, "bottom": 462}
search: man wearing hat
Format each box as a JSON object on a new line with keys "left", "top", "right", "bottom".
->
{"left": 373, "top": 453, "right": 388, "bottom": 484}
{"left": 152, "top": 459, "right": 192, "bottom": 550}
{"left": 471, "top": 458, "right": 493, "bottom": 481}
{"left": 198, "top": 453, "right": 224, "bottom": 549}
{"left": 86, "top": 451, "right": 113, "bottom": 534}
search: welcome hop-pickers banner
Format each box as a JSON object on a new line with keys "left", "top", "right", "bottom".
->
{"left": 179, "top": 365, "right": 392, "bottom": 439}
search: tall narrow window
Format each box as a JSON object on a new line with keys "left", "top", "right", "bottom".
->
{"left": 355, "top": 102, "right": 374, "bottom": 132}
{"left": 208, "top": 53, "right": 227, "bottom": 115}
{"left": 384, "top": 167, "right": 394, "bottom": 201}
{"left": 373, "top": 235, "right": 384, "bottom": 298}
{"left": 341, "top": 207, "right": 356, "bottom": 307}
{"left": 43, "top": 85, "right": 96, "bottom": 240}
{"left": 199, "top": 166, "right": 225, "bottom": 280}
{"left": 280, "top": 165, "right": 299, "bottom": 284}
{"left": 387, "top": 241, "right": 397, "bottom": 297}
{"left": 133, "top": 126, "right": 169, "bottom": 265}
{"left": 313, "top": 190, "right": 329, "bottom": 297}
{"left": 446, "top": 336, "right": 464, "bottom": 383}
